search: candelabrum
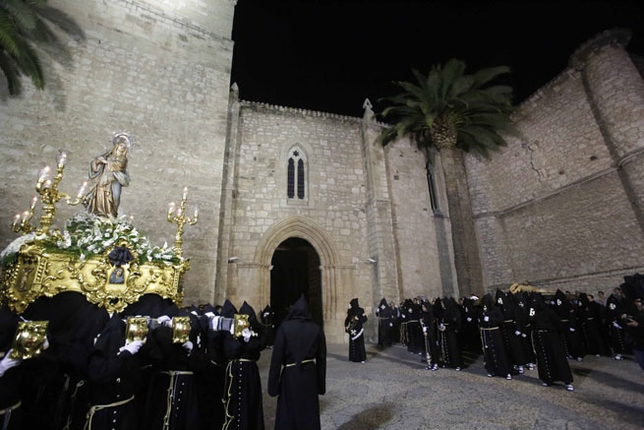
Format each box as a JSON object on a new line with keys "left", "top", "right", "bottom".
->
{"left": 11, "top": 196, "right": 38, "bottom": 235}
{"left": 167, "top": 187, "right": 198, "bottom": 258}
{"left": 30, "top": 150, "right": 87, "bottom": 236}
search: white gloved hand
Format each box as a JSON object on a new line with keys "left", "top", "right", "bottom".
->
{"left": 242, "top": 328, "right": 252, "bottom": 343}
{"left": 515, "top": 330, "right": 521, "bottom": 336}
{"left": 483, "top": 316, "right": 489, "bottom": 322}
{"left": 157, "top": 315, "right": 172, "bottom": 327}
{"left": 182, "top": 341, "right": 193, "bottom": 353}
{"left": 569, "top": 327, "right": 575, "bottom": 332}
{"left": 0, "top": 351, "right": 22, "bottom": 377}
{"left": 521, "top": 333, "right": 527, "bottom": 338}
{"left": 422, "top": 326, "right": 427, "bottom": 333}
{"left": 612, "top": 321, "right": 622, "bottom": 329}
{"left": 466, "top": 317, "right": 472, "bottom": 322}
{"left": 119, "top": 340, "right": 144, "bottom": 355}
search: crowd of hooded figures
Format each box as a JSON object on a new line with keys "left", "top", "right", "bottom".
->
{"left": 373, "top": 274, "right": 644, "bottom": 392}
{"left": 0, "top": 293, "right": 327, "bottom": 430}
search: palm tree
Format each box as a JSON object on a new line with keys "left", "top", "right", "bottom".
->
{"left": 0, "top": 0, "right": 81, "bottom": 96}
{"left": 378, "top": 58, "right": 517, "bottom": 296}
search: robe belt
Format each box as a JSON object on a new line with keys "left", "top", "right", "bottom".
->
{"left": 160, "top": 371, "right": 194, "bottom": 430}
{"left": 285, "top": 359, "right": 315, "bottom": 367}
{"left": 504, "top": 320, "right": 514, "bottom": 323}
{"left": 161, "top": 370, "right": 194, "bottom": 376}
{"left": 480, "top": 326, "right": 499, "bottom": 331}
{"left": 234, "top": 358, "right": 255, "bottom": 363}
{"left": 586, "top": 317, "right": 595, "bottom": 320}
{"left": 561, "top": 319, "right": 569, "bottom": 322}
{"left": 84, "top": 396, "right": 134, "bottom": 430}
{"left": 0, "top": 401, "right": 21, "bottom": 415}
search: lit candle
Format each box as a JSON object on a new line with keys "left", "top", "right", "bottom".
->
{"left": 21, "top": 211, "right": 30, "bottom": 222}
{"left": 77, "top": 181, "right": 88, "bottom": 198}
{"left": 128, "top": 214, "right": 134, "bottom": 222}
{"left": 12, "top": 213, "right": 20, "bottom": 226}
{"left": 168, "top": 202, "right": 176, "bottom": 215}
{"left": 37, "top": 166, "right": 51, "bottom": 183}
{"left": 30, "top": 196, "right": 38, "bottom": 210}
{"left": 56, "top": 150, "right": 68, "bottom": 168}
{"left": 193, "top": 205, "right": 199, "bottom": 218}
{"left": 43, "top": 179, "right": 52, "bottom": 189}
{"left": 182, "top": 186, "right": 189, "bottom": 200}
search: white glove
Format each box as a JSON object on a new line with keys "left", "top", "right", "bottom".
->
{"left": 157, "top": 315, "right": 172, "bottom": 327}
{"left": 483, "top": 316, "right": 489, "bottom": 322}
{"left": 0, "top": 351, "right": 22, "bottom": 377}
{"left": 242, "top": 328, "right": 252, "bottom": 343}
{"left": 422, "top": 326, "right": 427, "bottom": 333}
{"left": 569, "top": 327, "right": 576, "bottom": 332}
{"left": 514, "top": 330, "right": 521, "bottom": 336}
{"left": 466, "top": 317, "right": 472, "bottom": 322}
{"left": 182, "top": 341, "right": 193, "bottom": 353}
{"left": 612, "top": 321, "right": 622, "bottom": 329}
{"left": 521, "top": 333, "right": 527, "bottom": 338}
{"left": 119, "top": 340, "right": 144, "bottom": 355}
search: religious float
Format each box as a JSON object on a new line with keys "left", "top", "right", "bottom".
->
{"left": 0, "top": 133, "right": 199, "bottom": 356}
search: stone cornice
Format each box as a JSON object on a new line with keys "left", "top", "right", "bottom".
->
{"left": 239, "top": 100, "right": 389, "bottom": 127}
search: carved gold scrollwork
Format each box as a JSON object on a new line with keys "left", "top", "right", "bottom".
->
{"left": 1, "top": 240, "right": 188, "bottom": 314}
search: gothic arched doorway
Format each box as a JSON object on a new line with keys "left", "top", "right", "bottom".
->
{"left": 270, "top": 237, "right": 323, "bottom": 329}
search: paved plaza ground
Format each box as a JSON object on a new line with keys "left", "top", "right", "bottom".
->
{"left": 256, "top": 341, "right": 644, "bottom": 429}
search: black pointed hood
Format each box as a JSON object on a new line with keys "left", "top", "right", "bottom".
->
{"left": 239, "top": 301, "right": 258, "bottom": 326}
{"left": 284, "top": 294, "right": 312, "bottom": 322}
{"left": 221, "top": 299, "right": 237, "bottom": 318}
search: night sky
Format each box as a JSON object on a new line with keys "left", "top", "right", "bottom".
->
{"left": 230, "top": 1, "right": 644, "bottom": 118}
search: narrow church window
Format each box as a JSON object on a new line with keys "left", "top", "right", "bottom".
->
{"left": 287, "top": 148, "right": 307, "bottom": 201}
{"left": 288, "top": 158, "right": 295, "bottom": 198}
{"left": 297, "top": 159, "right": 305, "bottom": 199}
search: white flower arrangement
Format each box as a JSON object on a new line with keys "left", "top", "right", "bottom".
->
{"left": 0, "top": 212, "right": 181, "bottom": 266}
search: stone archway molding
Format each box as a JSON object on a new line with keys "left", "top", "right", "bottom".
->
{"left": 254, "top": 216, "right": 352, "bottom": 343}
{"left": 254, "top": 216, "right": 339, "bottom": 266}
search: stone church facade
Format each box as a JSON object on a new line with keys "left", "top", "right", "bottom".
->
{"left": 1, "top": 1, "right": 643, "bottom": 342}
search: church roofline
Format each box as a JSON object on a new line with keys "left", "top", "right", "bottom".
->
{"left": 238, "top": 99, "right": 389, "bottom": 126}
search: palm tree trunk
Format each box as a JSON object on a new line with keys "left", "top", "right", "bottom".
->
{"left": 439, "top": 147, "right": 483, "bottom": 297}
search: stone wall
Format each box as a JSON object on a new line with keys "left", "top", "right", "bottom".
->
{"left": 0, "top": 0, "right": 235, "bottom": 305}
{"left": 466, "top": 29, "right": 644, "bottom": 295}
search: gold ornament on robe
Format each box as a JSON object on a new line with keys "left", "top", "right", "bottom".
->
{"left": 171, "top": 316, "right": 191, "bottom": 343}
{"left": 10, "top": 320, "right": 49, "bottom": 360}
{"left": 233, "top": 314, "right": 250, "bottom": 338}
{"left": 125, "top": 316, "right": 149, "bottom": 344}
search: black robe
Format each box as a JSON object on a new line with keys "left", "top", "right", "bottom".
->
{"left": 221, "top": 300, "right": 265, "bottom": 430}
{"left": 268, "top": 295, "right": 326, "bottom": 430}
{"left": 529, "top": 294, "right": 573, "bottom": 386}
{"left": 0, "top": 305, "right": 22, "bottom": 430}
{"left": 479, "top": 297, "right": 512, "bottom": 378}
{"left": 375, "top": 298, "right": 394, "bottom": 347}
{"left": 344, "top": 298, "right": 367, "bottom": 362}
{"left": 438, "top": 298, "right": 462, "bottom": 369}
{"left": 78, "top": 314, "right": 142, "bottom": 430}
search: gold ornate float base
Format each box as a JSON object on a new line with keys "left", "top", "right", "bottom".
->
{"left": 0, "top": 242, "right": 188, "bottom": 314}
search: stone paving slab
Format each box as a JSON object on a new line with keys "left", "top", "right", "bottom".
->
{"left": 257, "top": 342, "right": 644, "bottom": 429}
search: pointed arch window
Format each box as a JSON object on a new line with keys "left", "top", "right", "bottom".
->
{"left": 287, "top": 148, "right": 307, "bottom": 201}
